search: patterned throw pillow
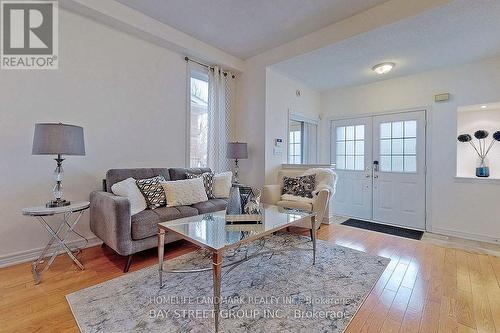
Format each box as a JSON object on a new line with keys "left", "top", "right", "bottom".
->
{"left": 186, "top": 172, "right": 215, "bottom": 199}
{"left": 136, "top": 175, "right": 167, "bottom": 209}
{"left": 282, "top": 175, "right": 316, "bottom": 198}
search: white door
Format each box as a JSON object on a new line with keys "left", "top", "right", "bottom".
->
{"left": 372, "top": 111, "right": 426, "bottom": 230}
{"left": 331, "top": 117, "right": 373, "bottom": 220}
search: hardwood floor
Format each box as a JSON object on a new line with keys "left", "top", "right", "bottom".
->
{"left": 1, "top": 224, "right": 499, "bottom": 333}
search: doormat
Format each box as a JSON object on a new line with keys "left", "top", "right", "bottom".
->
{"left": 341, "top": 219, "right": 423, "bottom": 240}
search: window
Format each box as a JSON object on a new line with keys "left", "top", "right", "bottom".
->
{"left": 289, "top": 120, "right": 303, "bottom": 164}
{"left": 335, "top": 125, "right": 365, "bottom": 170}
{"left": 379, "top": 121, "right": 417, "bottom": 172}
{"left": 288, "top": 115, "right": 319, "bottom": 165}
{"left": 189, "top": 69, "right": 209, "bottom": 168}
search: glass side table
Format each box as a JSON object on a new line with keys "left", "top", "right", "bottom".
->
{"left": 22, "top": 201, "right": 90, "bottom": 284}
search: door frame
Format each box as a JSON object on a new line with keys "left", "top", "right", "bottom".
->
{"left": 327, "top": 106, "right": 433, "bottom": 232}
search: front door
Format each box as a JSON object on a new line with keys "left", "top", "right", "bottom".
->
{"left": 372, "top": 111, "right": 426, "bottom": 230}
{"left": 331, "top": 117, "right": 373, "bottom": 220}
{"left": 331, "top": 110, "right": 427, "bottom": 230}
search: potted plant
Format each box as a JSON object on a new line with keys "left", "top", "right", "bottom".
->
{"left": 457, "top": 130, "right": 500, "bottom": 177}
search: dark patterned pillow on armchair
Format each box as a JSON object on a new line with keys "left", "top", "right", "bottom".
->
{"left": 136, "top": 175, "right": 167, "bottom": 209}
{"left": 282, "top": 174, "right": 316, "bottom": 198}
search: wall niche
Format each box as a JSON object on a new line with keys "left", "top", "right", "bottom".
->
{"left": 457, "top": 102, "right": 500, "bottom": 179}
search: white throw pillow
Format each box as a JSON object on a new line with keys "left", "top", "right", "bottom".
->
{"left": 111, "top": 178, "right": 147, "bottom": 215}
{"left": 213, "top": 171, "right": 232, "bottom": 198}
{"left": 161, "top": 178, "right": 208, "bottom": 207}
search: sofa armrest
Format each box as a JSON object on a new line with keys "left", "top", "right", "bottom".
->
{"left": 90, "top": 191, "right": 132, "bottom": 256}
{"left": 261, "top": 185, "right": 282, "bottom": 205}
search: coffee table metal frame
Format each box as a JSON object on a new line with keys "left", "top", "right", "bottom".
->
{"left": 157, "top": 208, "right": 317, "bottom": 333}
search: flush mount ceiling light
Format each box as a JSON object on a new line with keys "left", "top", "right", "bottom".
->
{"left": 372, "top": 62, "right": 395, "bottom": 75}
{"left": 480, "top": 105, "right": 487, "bottom": 109}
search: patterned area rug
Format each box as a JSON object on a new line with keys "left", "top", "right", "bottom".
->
{"left": 66, "top": 233, "right": 389, "bottom": 333}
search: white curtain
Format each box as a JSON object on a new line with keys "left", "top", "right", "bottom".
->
{"left": 207, "top": 66, "right": 234, "bottom": 173}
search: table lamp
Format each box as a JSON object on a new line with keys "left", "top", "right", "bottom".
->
{"left": 226, "top": 142, "right": 248, "bottom": 183}
{"left": 32, "top": 123, "right": 85, "bottom": 207}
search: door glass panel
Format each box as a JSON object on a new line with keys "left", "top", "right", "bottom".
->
{"left": 336, "top": 142, "right": 345, "bottom": 155}
{"left": 392, "top": 139, "right": 404, "bottom": 155}
{"left": 380, "top": 139, "right": 391, "bottom": 155}
{"left": 380, "top": 123, "right": 391, "bottom": 139}
{"left": 404, "top": 156, "right": 417, "bottom": 172}
{"left": 346, "top": 141, "right": 355, "bottom": 155}
{"left": 355, "top": 125, "right": 365, "bottom": 140}
{"left": 392, "top": 122, "right": 404, "bottom": 138}
{"left": 392, "top": 156, "right": 404, "bottom": 172}
{"left": 404, "top": 138, "right": 416, "bottom": 154}
{"left": 404, "top": 121, "right": 417, "bottom": 137}
{"left": 337, "top": 127, "right": 345, "bottom": 140}
{"left": 346, "top": 126, "right": 355, "bottom": 140}
{"left": 346, "top": 156, "right": 355, "bottom": 170}
{"left": 336, "top": 155, "right": 346, "bottom": 169}
{"left": 355, "top": 141, "right": 364, "bottom": 155}
{"left": 333, "top": 124, "right": 365, "bottom": 171}
{"left": 379, "top": 120, "right": 418, "bottom": 173}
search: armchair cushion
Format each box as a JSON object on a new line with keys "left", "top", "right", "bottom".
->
{"left": 276, "top": 200, "right": 312, "bottom": 212}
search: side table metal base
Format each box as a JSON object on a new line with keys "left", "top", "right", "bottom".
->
{"left": 31, "top": 210, "right": 85, "bottom": 284}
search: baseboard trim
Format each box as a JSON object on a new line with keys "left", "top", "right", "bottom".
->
{"left": 0, "top": 236, "right": 102, "bottom": 269}
{"left": 429, "top": 227, "right": 500, "bottom": 245}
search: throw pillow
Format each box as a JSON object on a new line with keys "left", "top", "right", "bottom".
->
{"left": 282, "top": 174, "right": 316, "bottom": 198}
{"left": 213, "top": 171, "right": 233, "bottom": 198}
{"left": 111, "top": 177, "right": 147, "bottom": 215}
{"left": 136, "top": 175, "right": 167, "bottom": 209}
{"left": 161, "top": 178, "right": 208, "bottom": 207}
{"left": 186, "top": 172, "right": 215, "bottom": 199}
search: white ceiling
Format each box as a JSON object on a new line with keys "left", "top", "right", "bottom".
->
{"left": 114, "top": 0, "right": 388, "bottom": 59}
{"left": 272, "top": 0, "right": 500, "bottom": 91}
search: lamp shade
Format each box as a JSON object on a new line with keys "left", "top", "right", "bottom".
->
{"left": 32, "top": 123, "right": 85, "bottom": 155}
{"left": 227, "top": 142, "right": 248, "bottom": 159}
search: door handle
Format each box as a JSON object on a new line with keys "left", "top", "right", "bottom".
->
{"left": 373, "top": 160, "right": 379, "bottom": 172}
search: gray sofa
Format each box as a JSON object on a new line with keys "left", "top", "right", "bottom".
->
{"left": 90, "top": 167, "right": 228, "bottom": 272}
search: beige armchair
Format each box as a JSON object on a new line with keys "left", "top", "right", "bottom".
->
{"left": 262, "top": 168, "right": 335, "bottom": 228}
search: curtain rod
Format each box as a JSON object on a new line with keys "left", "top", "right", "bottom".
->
{"left": 185, "top": 57, "right": 235, "bottom": 78}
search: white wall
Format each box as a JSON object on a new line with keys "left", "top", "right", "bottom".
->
{"left": 0, "top": 9, "right": 235, "bottom": 262}
{"left": 265, "top": 69, "right": 321, "bottom": 184}
{"left": 320, "top": 55, "right": 500, "bottom": 242}
{"left": 457, "top": 108, "right": 500, "bottom": 179}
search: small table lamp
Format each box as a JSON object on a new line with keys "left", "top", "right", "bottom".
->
{"left": 32, "top": 123, "right": 85, "bottom": 207}
{"left": 227, "top": 142, "right": 248, "bottom": 183}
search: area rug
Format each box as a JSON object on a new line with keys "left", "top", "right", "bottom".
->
{"left": 66, "top": 233, "right": 389, "bottom": 333}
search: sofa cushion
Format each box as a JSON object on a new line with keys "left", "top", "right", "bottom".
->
{"left": 131, "top": 206, "right": 198, "bottom": 240}
{"left": 276, "top": 200, "right": 312, "bottom": 212}
{"left": 191, "top": 199, "right": 228, "bottom": 214}
{"left": 169, "top": 167, "right": 211, "bottom": 181}
{"left": 154, "top": 206, "right": 198, "bottom": 221}
{"left": 106, "top": 168, "right": 170, "bottom": 192}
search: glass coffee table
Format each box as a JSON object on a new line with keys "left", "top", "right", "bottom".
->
{"left": 157, "top": 204, "right": 317, "bottom": 333}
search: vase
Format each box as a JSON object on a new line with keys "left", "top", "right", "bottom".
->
{"left": 226, "top": 186, "right": 242, "bottom": 215}
{"left": 476, "top": 157, "right": 490, "bottom": 178}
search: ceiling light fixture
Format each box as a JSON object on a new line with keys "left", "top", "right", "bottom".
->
{"left": 480, "top": 105, "right": 487, "bottom": 109}
{"left": 372, "top": 62, "right": 395, "bottom": 75}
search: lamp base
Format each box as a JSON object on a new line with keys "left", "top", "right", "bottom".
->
{"left": 46, "top": 199, "right": 71, "bottom": 208}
